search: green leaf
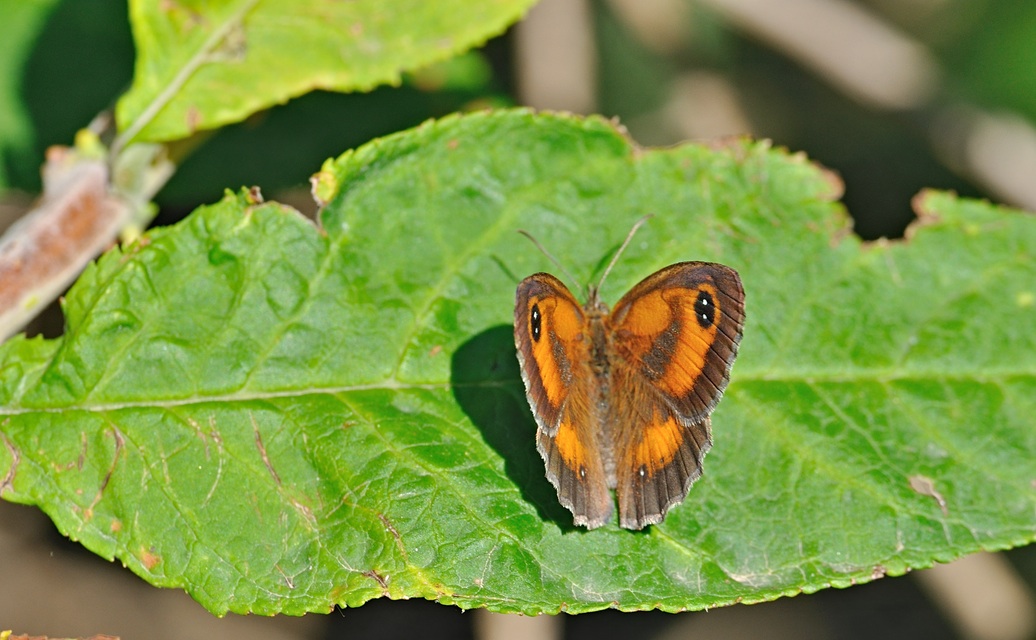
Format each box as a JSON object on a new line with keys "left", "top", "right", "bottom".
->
{"left": 1, "top": 110, "right": 1034, "bottom": 615}
{"left": 0, "top": 0, "right": 62, "bottom": 189}
{"left": 115, "top": 0, "right": 536, "bottom": 143}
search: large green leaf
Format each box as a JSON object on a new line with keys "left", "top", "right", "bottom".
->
{"left": 115, "top": 0, "right": 536, "bottom": 143}
{"left": 0, "top": 110, "right": 1033, "bottom": 615}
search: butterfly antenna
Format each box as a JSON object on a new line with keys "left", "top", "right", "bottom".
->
{"left": 596, "top": 214, "right": 653, "bottom": 294}
{"left": 517, "top": 229, "right": 580, "bottom": 285}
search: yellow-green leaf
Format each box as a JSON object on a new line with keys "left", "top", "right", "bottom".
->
{"left": 115, "top": 0, "right": 536, "bottom": 142}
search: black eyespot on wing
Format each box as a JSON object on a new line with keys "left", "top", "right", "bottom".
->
{"left": 694, "top": 290, "right": 715, "bottom": 328}
{"left": 531, "top": 304, "right": 542, "bottom": 341}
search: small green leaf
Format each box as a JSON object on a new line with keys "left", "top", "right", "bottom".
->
{"left": 115, "top": 0, "right": 536, "bottom": 143}
{"left": 1, "top": 111, "right": 1033, "bottom": 615}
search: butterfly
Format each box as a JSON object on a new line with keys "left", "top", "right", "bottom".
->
{"left": 513, "top": 219, "right": 745, "bottom": 529}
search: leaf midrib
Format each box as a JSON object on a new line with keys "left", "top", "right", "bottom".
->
{"left": 1, "top": 368, "right": 1032, "bottom": 415}
{"left": 115, "top": 0, "right": 260, "bottom": 148}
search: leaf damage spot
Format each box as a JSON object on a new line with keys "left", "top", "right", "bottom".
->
{"left": 213, "top": 20, "right": 248, "bottom": 63}
{"left": 51, "top": 430, "right": 90, "bottom": 472}
{"left": 85, "top": 427, "right": 125, "bottom": 521}
{"left": 909, "top": 474, "right": 948, "bottom": 515}
{"left": 290, "top": 497, "right": 318, "bottom": 530}
{"left": 187, "top": 416, "right": 210, "bottom": 457}
{"left": 363, "top": 569, "right": 389, "bottom": 591}
{"left": 377, "top": 512, "right": 408, "bottom": 563}
{"left": 186, "top": 105, "right": 202, "bottom": 135}
{"left": 245, "top": 186, "right": 264, "bottom": 205}
{"left": 905, "top": 190, "right": 945, "bottom": 238}
{"left": 253, "top": 416, "right": 281, "bottom": 486}
{"left": 275, "top": 564, "right": 296, "bottom": 589}
{"left": 119, "top": 233, "right": 151, "bottom": 263}
{"left": 723, "top": 569, "right": 782, "bottom": 589}
{"left": 474, "top": 543, "right": 498, "bottom": 590}
{"left": 140, "top": 547, "right": 161, "bottom": 571}
{"left": 0, "top": 431, "right": 20, "bottom": 495}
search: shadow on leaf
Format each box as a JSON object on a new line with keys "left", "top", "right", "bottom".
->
{"left": 451, "top": 324, "right": 577, "bottom": 531}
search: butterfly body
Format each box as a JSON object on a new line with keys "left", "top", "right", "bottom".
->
{"left": 515, "top": 262, "right": 745, "bottom": 530}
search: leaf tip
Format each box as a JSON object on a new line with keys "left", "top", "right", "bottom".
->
{"left": 310, "top": 157, "right": 341, "bottom": 208}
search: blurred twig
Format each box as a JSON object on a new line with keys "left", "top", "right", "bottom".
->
{"left": 0, "top": 116, "right": 173, "bottom": 343}
{"left": 917, "top": 553, "right": 1036, "bottom": 640}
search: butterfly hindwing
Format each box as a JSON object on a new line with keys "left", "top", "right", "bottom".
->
{"left": 612, "top": 388, "right": 713, "bottom": 529}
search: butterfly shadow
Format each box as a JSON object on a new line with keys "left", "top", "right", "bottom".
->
{"left": 450, "top": 324, "right": 580, "bottom": 532}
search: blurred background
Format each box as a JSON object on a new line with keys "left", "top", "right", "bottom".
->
{"left": 1, "top": 0, "right": 1034, "bottom": 638}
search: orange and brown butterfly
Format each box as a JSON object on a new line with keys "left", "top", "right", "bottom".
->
{"left": 513, "top": 218, "right": 745, "bottom": 530}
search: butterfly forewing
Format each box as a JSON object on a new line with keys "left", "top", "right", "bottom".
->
{"left": 515, "top": 274, "right": 614, "bottom": 528}
{"left": 609, "top": 262, "right": 745, "bottom": 423}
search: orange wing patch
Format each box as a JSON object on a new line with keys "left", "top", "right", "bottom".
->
{"left": 615, "top": 289, "right": 672, "bottom": 336}
{"left": 527, "top": 294, "right": 587, "bottom": 407}
{"left": 655, "top": 284, "right": 720, "bottom": 398}
{"left": 630, "top": 411, "right": 685, "bottom": 476}
{"left": 527, "top": 298, "right": 564, "bottom": 407}
{"left": 548, "top": 294, "right": 585, "bottom": 342}
{"left": 554, "top": 419, "right": 590, "bottom": 471}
